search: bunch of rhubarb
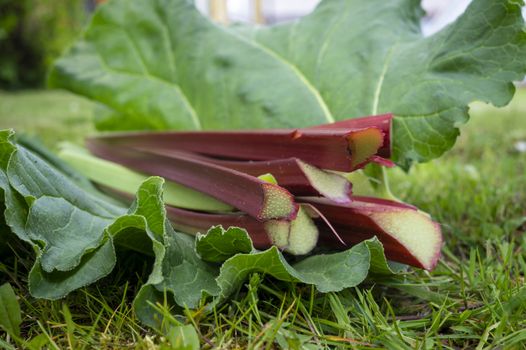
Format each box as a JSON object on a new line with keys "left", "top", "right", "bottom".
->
{"left": 61, "top": 114, "right": 442, "bottom": 270}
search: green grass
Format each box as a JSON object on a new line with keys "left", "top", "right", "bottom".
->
{"left": 0, "top": 90, "right": 95, "bottom": 149}
{"left": 1, "top": 89, "right": 525, "bottom": 349}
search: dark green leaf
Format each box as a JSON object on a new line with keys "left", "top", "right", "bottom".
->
{"left": 136, "top": 224, "right": 394, "bottom": 326}
{"left": 0, "top": 130, "right": 166, "bottom": 299}
{"left": 28, "top": 241, "right": 116, "bottom": 299}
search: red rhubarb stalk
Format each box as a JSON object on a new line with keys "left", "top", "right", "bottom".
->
{"left": 87, "top": 140, "right": 298, "bottom": 221}
{"left": 140, "top": 149, "right": 353, "bottom": 203}
{"left": 300, "top": 196, "right": 442, "bottom": 270}
{"left": 90, "top": 125, "right": 385, "bottom": 171}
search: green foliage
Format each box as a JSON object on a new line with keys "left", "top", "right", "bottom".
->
{"left": 195, "top": 226, "right": 254, "bottom": 263}
{"left": 0, "top": 89, "right": 525, "bottom": 348}
{"left": 165, "top": 324, "right": 200, "bottom": 350}
{"left": 49, "top": 0, "right": 526, "bottom": 169}
{"left": 0, "top": 90, "right": 95, "bottom": 148}
{"left": 0, "top": 0, "right": 86, "bottom": 89}
{"left": 0, "top": 128, "right": 399, "bottom": 331}
{"left": 0, "top": 0, "right": 525, "bottom": 346}
{"left": 0, "top": 283, "right": 21, "bottom": 338}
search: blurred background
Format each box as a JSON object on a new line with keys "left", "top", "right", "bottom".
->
{"left": 0, "top": 0, "right": 474, "bottom": 91}
{"left": 0, "top": 0, "right": 88, "bottom": 90}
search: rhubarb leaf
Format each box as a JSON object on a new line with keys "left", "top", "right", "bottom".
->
{"left": 195, "top": 226, "right": 254, "bottom": 263}
{"left": 136, "top": 226, "right": 393, "bottom": 328}
{"left": 1, "top": 131, "right": 168, "bottom": 299}
{"left": 214, "top": 241, "right": 375, "bottom": 297}
{"left": 50, "top": 0, "right": 526, "bottom": 168}
{"left": 27, "top": 176, "right": 173, "bottom": 299}
{"left": 245, "top": 0, "right": 526, "bottom": 168}
{"left": 0, "top": 132, "right": 122, "bottom": 299}
{"left": 48, "top": 0, "right": 332, "bottom": 132}
{"left": 28, "top": 241, "right": 117, "bottom": 299}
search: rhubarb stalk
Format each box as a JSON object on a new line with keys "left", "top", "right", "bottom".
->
{"left": 90, "top": 125, "right": 385, "bottom": 171}
{"left": 139, "top": 149, "right": 353, "bottom": 203}
{"left": 306, "top": 113, "right": 392, "bottom": 158}
{"left": 59, "top": 144, "right": 234, "bottom": 212}
{"left": 301, "top": 196, "right": 442, "bottom": 270}
{"left": 87, "top": 140, "right": 298, "bottom": 221}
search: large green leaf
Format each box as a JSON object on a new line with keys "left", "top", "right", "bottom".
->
{"left": 0, "top": 130, "right": 162, "bottom": 299}
{"left": 246, "top": 0, "right": 526, "bottom": 168}
{"left": 134, "top": 224, "right": 395, "bottom": 328}
{"left": 49, "top": 0, "right": 526, "bottom": 168}
{"left": 49, "top": 0, "right": 332, "bottom": 131}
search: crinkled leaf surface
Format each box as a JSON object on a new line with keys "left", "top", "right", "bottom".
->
{"left": 0, "top": 130, "right": 162, "bottom": 299}
{"left": 48, "top": 0, "right": 332, "bottom": 131}
{"left": 1, "top": 129, "right": 397, "bottom": 326}
{"left": 50, "top": 0, "right": 526, "bottom": 168}
{"left": 196, "top": 226, "right": 253, "bottom": 263}
{"left": 135, "top": 224, "right": 393, "bottom": 328}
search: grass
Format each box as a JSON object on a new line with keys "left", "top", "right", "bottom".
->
{"left": 1, "top": 88, "right": 525, "bottom": 349}
{"left": 0, "top": 90, "right": 95, "bottom": 149}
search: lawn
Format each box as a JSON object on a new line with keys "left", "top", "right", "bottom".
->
{"left": 0, "top": 88, "right": 525, "bottom": 348}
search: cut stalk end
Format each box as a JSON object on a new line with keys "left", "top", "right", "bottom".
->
{"left": 348, "top": 128, "right": 384, "bottom": 169}
{"left": 303, "top": 197, "right": 443, "bottom": 270}
{"left": 285, "top": 206, "right": 319, "bottom": 255}
{"left": 370, "top": 209, "right": 442, "bottom": 270}
{"left": 264, "top": 220, "right": 290, "bottom": 248}
{"left": 264, "top": 206, "right": 319, "bottom": 255}
{"left": 260, "top": 183, "right": 298, "bottom": 220}
{"left": 298, "top": 161, "right": 352, "bottom": 203}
